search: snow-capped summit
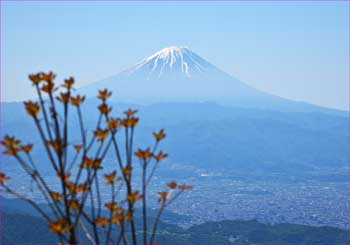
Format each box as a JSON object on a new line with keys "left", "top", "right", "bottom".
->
{"left": 81, "top": 46, "right": 310, "bottom": 111}
{"left": 81, "top": 46, "right": 259, "bottom": 102}
{"left": 122, "top": 46, "right": 217, "bottom": 79}
{"left": 80, "top": 46, "right": 335, "bottom": 112}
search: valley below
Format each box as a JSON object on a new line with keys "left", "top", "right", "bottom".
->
{"left": 166, "top": 165, "right": 350, "bottom": 230}
{"left": 3, "top": 159, "right": 350, "bottom": 231}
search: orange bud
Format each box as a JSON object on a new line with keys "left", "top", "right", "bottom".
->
{"left": 122, "top": 117, "right": 139, "bottom": 127}
{"left": 125, "top": 212, "right": 133, "bottom": 221}
{"left": 57, "top": 172, "right": 71, "bottom": 182}
{"left": 167, "top": 181, "right": 177, "bottom": 189}
{"left": 158, "top": 191, "right": 168, "bottom": 201}
{"left": 94, "top": 128, "right": 109, "bottom": 141}
{"left": 49, "top": 220, "right": 64, "bottom": 233}
{"left": 24, "top": 101, "right": 40, "bottom": 117}
{"left": 41, "top": 81, "right": 56, "bottom": 93}
{"left": 135, "top": 148, "right": 151, "bottom": 160}
{"left": 1, "top": 135, "right": 21, "bottom": 148}
{"left": 105, "top": 201, "right": 118, "bottom": 211}
{"left": 68, "top": 199, "right": 79, "bottom": 210}
{"left": 98, "top": 89, "right": 112, "bottom": 101}
{"left": 73, "top": 144, "right": 83, "bottom": 152}
{"left": 92, "top": 158, "right": 103, "bottom": 170}
{"left": 95, "top": 217, "right": 109, "bottom": 226}
{"left": 123, "top": 109, "right": 138, "bottom": 117}
{"left": 0, "top": 172, "right": 10, "bottom": 185}
{"left": 98, "top": 104, "right": 112, "bottom": 115}
{"left": 153, "top": 129, "right": 166, "bottom": 141}
{"left": 49, "top": 191, "right": 62, "bottom": 201}
{"left": 70, "top": 95, "right": 85, "bottom": 106}
{"left": 77, "top": 182, "right": 89, "bottom": 193}
{"left": 63, "top": 77, "right": 74, "bottom": 89}
{"left": 47, "top": 139, "right": 62, "bottom": 152}
{"left": 122, "top": 166, "right": 132, "bottom": 179}
{"left": 154, "top": 151, "right": 168, "bottom": 161}
{"left": 41, "top": 71, "right": 56, "bottom": 83}
{"left": 28, "top": 73, "right": 42, "bottom": 85}
{"left": 104, "top": 171, "right": 117, "bottom": 184}
{"left": 49, "top": 217, "right": 70, "bottom": 233}
{"left": 81, "top": 156, "right": 94, "bottom": 168}
{"left": 127, "top": 191, "right": 142, "bottom": 203}
{"left": 1, "top": 135, "right": 22, "bottom": 155}
{"left": 56, "top": 92, "right": 70, "bottom": 103}
{"left": 107, "top": 118, "right": 121, "bottom": 130}
{"left": 21, "top": 144, "right": 33, "bottom": 153}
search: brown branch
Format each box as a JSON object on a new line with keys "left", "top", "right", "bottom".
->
{"left": 79, "top": 219, "right": 96, "bottom": 244}
{"left": 15, "top": 154, "right": 64, "bottom": 218}
{"left": 149, "top": 201, "right": 166, "bottom": 245}
{"left": 32, "top": 116, "right": 59, "bottom": 172}
{"left": 34, "top": 84, "right": 54, "bottom": 141}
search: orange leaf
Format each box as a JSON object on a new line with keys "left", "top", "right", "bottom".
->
{"left": 167, "top": 181, "right": 177, "bottom": 189}
{"left": 70, "top": 95, "right": 85, "bottom": 106}
{"left": 68, "top": 199, "right": 79, "bottom": 210}
{"left": 24, "top": 101, "right": 40, "bottom": 117}
{"left": 98, "top": 89, "right": 112, "bottom": 100}
{"left": 73, "top": 144, "right": 83, "bottom": 152}
{"left": 153, "top": 129, "right": 166, "bottom": 141}
{"left": 135, "top": 148, "right": 151, "bottom": 160}
{"left": 105, "top": 201, "right": 118, "bottom": 210}
{"left": 49, "top": 191, "right": 62, "bottom": 201}
{"left": 104, "top": 171, "right": 117, "bottom": 184}
{"left": 154, "top": 151, "right": 168, "bottom": 161}
{"left": 107, "top": 118, "right": 121, "bottom": 130}
{"left": 98, "top": 104, "right": 112, "bottom": 115}
{"left": 63, "top": 77, "right": 74, "bottom": 89}
{"left": 123, "top": 109, "right": 138, "bottom": 117}
{"left": 95, "top": 217, "right": 109, "bottom": 226}
{"left": 21, "top": 144, "right": 33, "bottom": 153}
{"left": 94, "top": 128, "right": 109, "bottom": 141}
{"left": 158, "top": 191, "right": 168, "bottom": 201}
{"left": 0, "top": 172, "right": 10, "bottom": 185}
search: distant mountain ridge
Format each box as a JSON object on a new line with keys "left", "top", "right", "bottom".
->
{"left": 1, "top": 100, "right": 348, "bottom": 171}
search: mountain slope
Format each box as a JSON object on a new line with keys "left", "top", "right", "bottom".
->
{"left": 79, "top": 46, "right": 346, "bottom": 114}
{"left": 81, "top": 46, "right": 258, "bottom": 102}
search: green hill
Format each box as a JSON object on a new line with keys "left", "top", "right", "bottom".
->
{"left": 1, "top": 211, "right": 349, "bottom": 244}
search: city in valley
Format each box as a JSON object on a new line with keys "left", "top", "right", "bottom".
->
{"left": 4, "top": 161, "right": 350, "bottom": 230}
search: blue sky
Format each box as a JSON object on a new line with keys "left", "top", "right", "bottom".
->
{"left": 1, "top": 1, "right": 349, "bottom": 110}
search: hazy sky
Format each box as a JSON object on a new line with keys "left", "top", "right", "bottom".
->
{"left": 1, "top": 1, "right": 349, "bottom": 110}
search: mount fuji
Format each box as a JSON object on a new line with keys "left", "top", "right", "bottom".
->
{"left": 1, "top": 47, "right": 349, "bottom": 188}
{"left": 80, "top": 46, "right": 341, "bottom": 113}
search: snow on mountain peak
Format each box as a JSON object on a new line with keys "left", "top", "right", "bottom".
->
{"left": 81, "top": 46, "right": 262, "bottom": 103}
{"left": 123, "top": 46, "right": 216, "bottom": 79}
{"left": 153, "top": 46, "right": 189, "bottom": 57}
